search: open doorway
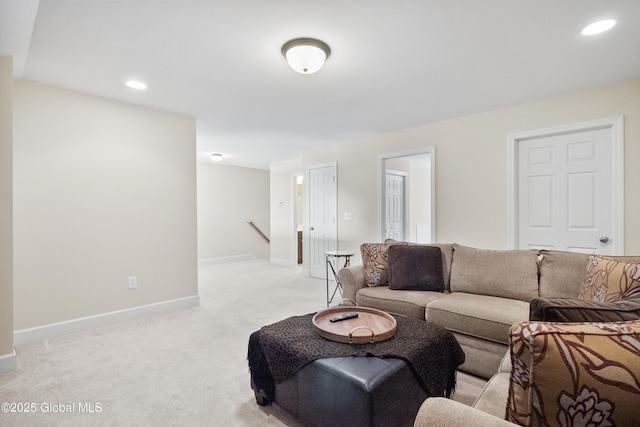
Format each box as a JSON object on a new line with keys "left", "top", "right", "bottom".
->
{"left": 379, "top": 147, "right": 435, "bottom": 243}
{"left": 294, "top": 174, "right": 304, "bottom": 264}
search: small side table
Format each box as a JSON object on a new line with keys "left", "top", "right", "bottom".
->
{"left": 325, "top": 251, "right": 354, "bottom": 307}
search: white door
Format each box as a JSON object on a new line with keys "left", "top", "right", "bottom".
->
{"left": 308, "top": 164, "right": 337, "bottom": 278}
{"left": 385, "top": 172, "right": 405, "bottom": 240}
{"left": 516, "top": 125, "right": 619, "bottom": 254}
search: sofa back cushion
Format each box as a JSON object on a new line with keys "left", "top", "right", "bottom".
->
{"left": 539, "top": 251, "right": 640, "bottom": 299}
{"left": 449, "top": 245, "right": 539, "bottom": 302}
{"left": 419, "top": 243, "right": 454, "bottom": 292}
{"left": 387, "top": 245, "right": 444, "bottom": 292}
{"left": 538, "top": 250, "right": 589, "bottom": 298}
{"left": 506, "top": 320, "right": 640, "bottom": 426}
{"left": 578, "top": 255, "right": 640, "bottom": 302}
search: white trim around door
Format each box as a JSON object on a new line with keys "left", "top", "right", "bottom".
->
{"left": 507, "top": 116, "right": 624, "bottom": 254}
{"left": 378, "top": 146, "right": 436, "bottom": 243}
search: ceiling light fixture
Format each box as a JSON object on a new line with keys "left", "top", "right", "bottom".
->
{"left": 281, "top": 38, "right": 331, "bottom": 74}
{"left": 581, "top": 19, "right": 616, "bottom": 36}
{"left": 126, "top": 80, "right": 148, "bottom": 90}
{"left": 210, "top": 153, "right": 224, "bottom": 162}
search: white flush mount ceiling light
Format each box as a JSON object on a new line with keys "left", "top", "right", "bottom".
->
{"left": 581, "top": 19, "right": 616, "bottom": 36}
{"left": 281, "top": 38, "right": 331, "bottom": 74}
{"left": 210, "top": 153, "right": 224, "bottom": 162}
{"left": 126, "top": 80, "right": 147, "bottom": 90}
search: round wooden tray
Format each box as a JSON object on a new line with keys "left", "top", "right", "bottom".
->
{"left": 312, "top": 306, "right": 397, "bottom": 344}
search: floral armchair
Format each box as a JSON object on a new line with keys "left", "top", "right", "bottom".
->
{"left": 506, "top": 320, "right": 640, "bottom": 426}
{"left": 414, "top": 319, "right": 640, "bottom": 427}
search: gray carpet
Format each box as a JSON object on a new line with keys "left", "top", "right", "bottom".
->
{"left": 0, "top": 259, "right": 486, "bottom": 426}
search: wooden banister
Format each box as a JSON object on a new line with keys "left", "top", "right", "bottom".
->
{"left": 247, "top": 220, "right": 270, "bottom": 243}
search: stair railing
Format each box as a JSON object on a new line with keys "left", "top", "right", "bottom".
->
{"left": 247, "top": 220, "right": 270, "bottom": 243}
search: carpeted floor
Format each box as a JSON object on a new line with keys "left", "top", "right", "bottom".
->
{"left": 0, "top": 259, "right": 486, "bottom": 426}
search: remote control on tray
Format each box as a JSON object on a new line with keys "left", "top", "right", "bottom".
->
{"left": 329, "top": 312, "right": 359, "bottom": 322}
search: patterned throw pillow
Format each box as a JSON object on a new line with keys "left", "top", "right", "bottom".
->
{"left": 578, "top": 255, "right": 640, "bottom": 302}
{"left": 506, "top": 320, "right": 640, "bottom": 426}
{"left": 361, "top": 243, "right": 405, "bottom": 287}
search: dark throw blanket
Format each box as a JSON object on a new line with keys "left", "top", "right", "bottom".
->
{"left": 248, "top": 314, "right": 465, "bottom": 403}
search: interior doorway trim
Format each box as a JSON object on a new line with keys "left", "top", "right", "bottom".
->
{"left": 378, "top": 146, "right": 436, "bottom": 242}
{"left": 507, "top": 116, "right": 624, "bottom": 253}
{"left": 291, "top": 172, "right": 304, "bottom": 268}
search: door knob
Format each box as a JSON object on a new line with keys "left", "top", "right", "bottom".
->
{"left": 310, "top": 227, "right": 315, "bottom": 231}
{"left": 599, "top": 235, "right": 609, "bottom": 243}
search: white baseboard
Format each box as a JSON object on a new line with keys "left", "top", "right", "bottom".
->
{"left": 13, "top": 295, "right": 200, "bottom": 346}
{"left": 0, "top": 350, "right": 17, "bottom": 374}
{"left": 270, "top": 258, "right": 295, "bottom": 267}
{"left": 198, "top": 254, "right": 256, "bottom": 265}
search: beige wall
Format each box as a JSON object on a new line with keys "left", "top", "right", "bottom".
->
{"left": 13, "top": 80, "right": 198, "bottom": 330}
{"left": 0, "top": 57, "right": 13, "bottom": 356}
{"left": 271, "top": 79, "right": 640, "bottom": 265}
{"left": 197, "top": 162, "right": 270, "bottom": 261}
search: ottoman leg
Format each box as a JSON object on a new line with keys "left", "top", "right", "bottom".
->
{"left": 251, "top": 377, "right": 270, "bottom": 406}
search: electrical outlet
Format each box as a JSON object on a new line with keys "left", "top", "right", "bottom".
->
{"left": 128, "top": 276, "right": 137, "bottom": 289}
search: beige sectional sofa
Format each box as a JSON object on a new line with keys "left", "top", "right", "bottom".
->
{"left": 338, "top": 243, "right": 640, "bottom": 379}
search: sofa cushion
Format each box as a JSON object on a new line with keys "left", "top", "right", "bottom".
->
{"left": 506, "top": 320, "right": 640, "bottom": 426}
{"left": 356, "top": 286, "right": 446, "bottom": 320}
{"left": 414, "top": 398, "right": 515, "bottom": 427}
{"left": 578, "top": 255, "right": 640, "bottom": 302}
{"left": 426, "top": 293, "right": 530, "bottom": 345}
{"left": 388, "top": 245, "right": 444, "bottom": 292}
{"left": 449, "top": 245, "right": 539, "bottom": 302}
{"left": 431, "top": 243, "right": 455, "bottom": 292}
{"left": 539, "top": 251, "right": 640, "bottom": 299}
{"left": 452, "top": 332, "right": 508, "bottom": 380}
{"left": 361, "top": 243, "right": 404, "bottom": 287}
{"left": 538, "top": 250, "right": 589, "bottom": 299}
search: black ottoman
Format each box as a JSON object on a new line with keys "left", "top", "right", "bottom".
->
{"left": 248, "top": 314, "right": 464, "bottom": 427}
{"left": 272, "top": 356, "right": 428, "bottom": 427}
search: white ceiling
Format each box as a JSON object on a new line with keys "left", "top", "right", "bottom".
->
{"left": 2, "top": 1, "right": 640, "bottom": 169}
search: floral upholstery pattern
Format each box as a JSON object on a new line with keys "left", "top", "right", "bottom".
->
{"left": 506, "top": 320, "right": 640, "bottom": 426}
{"left": 579, "top": 255, "right": 640, "bottom": 302}
{"left": 361, "top": 243, "right": 392, "bottom": 287}
{"left": 361, "top": 242, "right": 405, "bottom": 287}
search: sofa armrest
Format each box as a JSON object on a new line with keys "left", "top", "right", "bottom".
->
{"left": 338, "top": 265, "right": 367, "bottom": 302}
{"left": 413, "top": 398, "right": 515, "bottom": 427}
{"left": 529, "top": 297, "right": 640, "bottom": 322}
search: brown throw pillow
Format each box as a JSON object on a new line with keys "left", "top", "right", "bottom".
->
{"left": 578, "top": 255, "right": 640, "bottom": 302}
{"left": 388, "top": 245, "right": 444, "bottom": 292}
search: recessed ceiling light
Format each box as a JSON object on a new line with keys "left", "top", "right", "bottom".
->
{"left": 581, "top": 19, "right": 616, "bottom": 36}
{"left": 210, "top": 153, "right": 224, "bottom": 162}
{"left": 126, "top": 80, "right": 147, "bottom": 90}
